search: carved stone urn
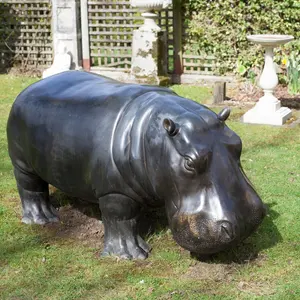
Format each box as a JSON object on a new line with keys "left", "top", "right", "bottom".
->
{"left": 130, "top": 0, "right": 171, "bottom": 83}
{"left": 130, "top": 0, "right": 172, "bottom": 32}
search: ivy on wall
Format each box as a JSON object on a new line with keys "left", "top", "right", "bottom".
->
{"left": 183, "top": 0, "right": 300, "bottom": 77}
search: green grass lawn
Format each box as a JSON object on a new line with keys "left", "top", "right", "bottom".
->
{"left": 0, "top": 75, "right": 299, "bottom": 299}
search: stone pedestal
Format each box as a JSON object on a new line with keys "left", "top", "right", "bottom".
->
{"left": 242, "top": 47, "right": 292, "bottom": 125}
{"left": 242, "top": 95, "right": 292, "bottom": 125}
{"left": 131, "top": 23, "right": 167, "bottom": 84}
{"left": 130, "top": 0, "right": 170, "bottom": 85}
{"left": 51, "top": 0, "right": 81, "bottom": 69}
{"left": 242, "top": 35, "right": 293, "bottom": 126}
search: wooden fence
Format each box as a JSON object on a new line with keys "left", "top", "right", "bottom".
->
{"left": 87, "top": 0, "right": 216, "bottom": 75}
{"left": 0, "top": 0, "right": 52, "bottom": 72}
{"left": 87, "top": 0, "right": 174, "bottom": 73}
{"left": 183, "top": 54, "right": 216, "bottom": 75}
{"left": 0, "top": 0, "right": 217, "bottom": 76}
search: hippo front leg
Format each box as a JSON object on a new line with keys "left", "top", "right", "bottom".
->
{"left": 99, "top": 194, "right": 151, "bottom": 260}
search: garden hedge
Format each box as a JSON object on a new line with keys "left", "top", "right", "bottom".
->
{"left": 183, "top": 0, "right": 300, "bottom": 78}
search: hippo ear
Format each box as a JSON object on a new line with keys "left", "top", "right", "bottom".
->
{"left": 163, "top": 118, "right": 179, "bottom": 136}
{"left": 218, "top": 107, "right": 231, "bottom": 121}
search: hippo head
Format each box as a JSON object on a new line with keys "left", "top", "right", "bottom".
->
{"left": 153, "top": 107, "right": 266, "bottom": 255}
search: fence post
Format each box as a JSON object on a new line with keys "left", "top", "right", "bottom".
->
{"left": 51, "top": 0, "right": 81, "bottom": 69}
{"left": 80, "top": 0, "right": 90, "bottom": 71}
{"left": 173, "top": 0, "right": 183, "bottom": 80}
{"left": 213, "top": 82, "right": 226, "bottom": 104}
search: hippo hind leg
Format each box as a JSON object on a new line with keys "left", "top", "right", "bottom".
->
{"left": 14, "top": 167, "right": 59, "bottom": 225}
{"left": 99, "top": 194, "right": 151, "bottom": 260}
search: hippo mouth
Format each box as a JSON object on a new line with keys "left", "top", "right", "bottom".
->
{"left": 170, "top": 215, "right": 237, "bottom": 254}
{"left": 170, "top": 205, "right": 266, "bottom": 254}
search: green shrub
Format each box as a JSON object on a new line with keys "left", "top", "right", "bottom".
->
{"left": 281, "top": 40, "right": 300, "bottom": 94}
{"left": 183, "top": 0, "right": 300, "bottom": 77}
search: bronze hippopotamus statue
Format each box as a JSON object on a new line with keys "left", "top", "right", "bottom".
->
{"left": 7, "top": 71, "right": 266, "bottom": 259}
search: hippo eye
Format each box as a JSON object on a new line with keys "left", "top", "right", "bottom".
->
{"left": 184, "top": 157, "right": 195, "bottom": 172}
{"left": 184, "top": 153, "right": 210, "bottom": 174}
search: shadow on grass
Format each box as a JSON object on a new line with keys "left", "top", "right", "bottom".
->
{"left": 199, "top": 202, "right": 282, "bottom": 264}
{"left": 0, "top": 234, "right": 44, "bottom": 261}
{"left": 49, "top": 189, "right": 168, "bottom": 238}
{"left": 50, "top": 190, "right": 101, "bottom": 220}
{"left": 49, "top": 190, "right": 281, "bottom": 265}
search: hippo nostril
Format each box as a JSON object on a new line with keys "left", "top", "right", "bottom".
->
{"left": 220, "top": 222, "right": 235, "bottom": 240}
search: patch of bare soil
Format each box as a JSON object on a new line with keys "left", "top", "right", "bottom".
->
{"left": 226, "top": 82, "right": 300, "bottom": 109}
{"left": 182, "top": 255, "right": 274, "bottom": 296}
{"left": 226, "top": 82, "right": 263, "bottom": 106}
{"left": 43, "top": 187, "right": 167, "bottom": 254}
{"left": 236, "top": 280, "right": 275, "bottom": 296}
{"left": 277, "top": 86, "right": 300, "bottom": 109}
{"left": 45, "top": 205, "right": 104, "bottom": 249}
{"left": 182, "top": 262, "right": 236, "bottom": 282}
{"left": 8, "top": 66, "right": 42, "bottom": 77}
{"left": 182, "top": 248, "right": 268, "bottom": 281}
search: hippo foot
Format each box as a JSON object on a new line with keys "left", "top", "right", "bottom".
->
{"left": 16, "top": 181, "right": 59, "bottom": 225}
{"left": 101, "top": 219, "right": 151, "bottom": 260}
{"left": 22, "top": 211, "right": 59, "bottom": 225}
{"left": 101, "top": 245, "right": 148, "bottom": 260}
{"left": 21, "top": 196, "right": 59, "bottom": 225}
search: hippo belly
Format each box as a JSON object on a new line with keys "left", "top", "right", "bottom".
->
{"left": 7, "top": 71, "right": 266, "bottom": 260}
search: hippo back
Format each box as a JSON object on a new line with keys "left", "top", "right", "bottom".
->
{"left": 7, "top": 71, "right": 175, "bottom": 201}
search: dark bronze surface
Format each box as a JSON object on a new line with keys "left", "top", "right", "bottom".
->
{"left": 7, "top": 71, "right": 266, "bottom": 259}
